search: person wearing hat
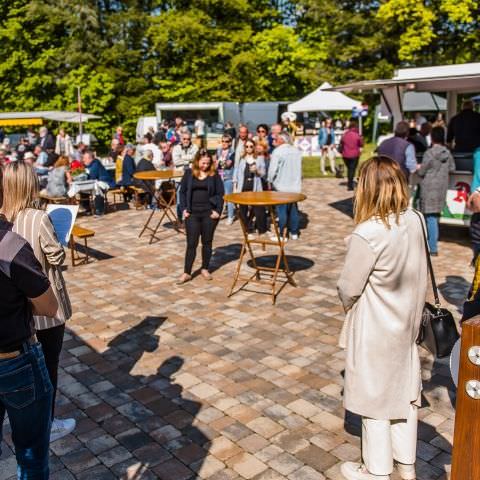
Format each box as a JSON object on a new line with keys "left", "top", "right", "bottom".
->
{"left": 23, "top": 151, "right": 36, "bottom": 165}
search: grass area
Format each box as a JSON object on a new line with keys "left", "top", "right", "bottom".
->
{"left": 302, "top": 143, "right": 376, "bottom": 178}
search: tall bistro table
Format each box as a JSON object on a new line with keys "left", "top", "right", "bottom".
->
{"left": 133, "top": 170, "right": 184, "bottom": 244}
{"left": 224, "top": 191, "right": 306, "bottom": 304}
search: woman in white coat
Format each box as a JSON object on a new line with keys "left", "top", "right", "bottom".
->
{"left": 337, "top": 156, "right": 427, "bottom": 480}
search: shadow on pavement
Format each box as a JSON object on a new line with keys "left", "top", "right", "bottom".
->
{"left": 247, "top": 255, "right": 314, "bottom": 272}
{"left": 57, "top": 316, "right": 209, "bottom": 479}
{"left": 328, "top": 197, "right": 354, "bottom": 219}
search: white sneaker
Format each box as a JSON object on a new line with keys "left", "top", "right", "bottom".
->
{"left": 290, "top": 234, "right": 299, "bottom": 240}
{"left": 270, "top": 235, "right": 287, "bottom": 243}
{"left": 247, "top": 233, "right": 256, "bottom": 240}
{"left": 50, "top": 417, "right": 76, "bottom": 443}
{"left": 226, "top": 217, "right": 234, "bottom": 226}
{"left": 396, "top": 463, "right": 416, "bottom": 480}
{"left": 340, "top": 462, "right": 390, "bottom": 480}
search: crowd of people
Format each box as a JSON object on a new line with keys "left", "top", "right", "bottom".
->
{"left": 0, "top": 103, "right": 478, "bottom": 479}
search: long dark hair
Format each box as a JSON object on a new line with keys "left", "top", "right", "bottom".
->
{"left": 192, "top": 148, "right": 216, "bottom": 178}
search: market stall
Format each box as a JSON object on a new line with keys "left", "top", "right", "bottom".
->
{"left": 330, "top": 62, "right": 480, "bottom": 226}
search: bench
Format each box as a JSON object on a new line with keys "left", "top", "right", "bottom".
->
{"left": 69, "top": 225, "right": 95, "bottom": 266}
{"left": 39, "top": 193, "right": 71, "bottom": 208}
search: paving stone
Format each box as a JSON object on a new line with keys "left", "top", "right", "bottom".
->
{"left": 153, "top": 457, "right": 194, "bottom": 480}
{"left": 228, "top": 452, "right": 269, "bottom": 479}
{"left": 98, "top": 445, "right": 133, "bottom": 468}
{"left": 61, "top": 447, "right": 100, "bottom": 473}
{"left": 133, "top": 442, "right": 172, "bottom": 466}
{"left": 268, "top": 452, "right": 304, "bottom": 476}
{"left": 76, "top": 464, "right": 116, "bottom": 480}
{"left": 296, "top": 445, "right": 337, "bottom": 473}
{"left": 247, "top": 417, "right": 284, "bottom": 439}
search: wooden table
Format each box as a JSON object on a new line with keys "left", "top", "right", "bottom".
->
{"left": 224, "top": 191, "right": 307, "bottom": 304}
{"left": 133, "top": 170, "right": 184, "bottom": 243}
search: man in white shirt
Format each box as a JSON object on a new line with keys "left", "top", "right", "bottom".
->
{"left": 234, "top": 125, "right": 249, "bottom": 164}
{"left": 172, "top": 130, "right": 199, "bottom": 218}
{"left": 172, "top": 130, "right": 199, "bottom": 171}
{"left": 268, "top": 133, "right": 302, "bottom": 241}
{"left": 194, "top": 115, "right": 207, "bottom": 149}
{"left": 139, "top": 134, "right": 162, "bottom": 168}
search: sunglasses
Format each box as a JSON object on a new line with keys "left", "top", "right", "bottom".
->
{"left": 245, "top": 145, "right": 255, "bottom": 149}
{"left": 258, "top": 129, "right": 266, "bottom": 133}
{"left": 221, "top": 140, "right": 231, "bottom": 144}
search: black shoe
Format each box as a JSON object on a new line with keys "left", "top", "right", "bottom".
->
{"left": 430, "top": 252, "right": 438, "bottom": 257}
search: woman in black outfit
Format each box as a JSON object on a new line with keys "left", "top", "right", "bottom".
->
{"left": 177, "top": 149, "right": 224, "bottom": 284}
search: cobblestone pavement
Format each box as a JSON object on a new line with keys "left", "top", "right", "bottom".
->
{"left": 1, "top": 178, "right": 469, "bottom": 479}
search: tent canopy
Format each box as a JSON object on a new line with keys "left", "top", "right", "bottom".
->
{"left": 0, "top": 111, "right": 100, "bottom": 127}
{"left": 288, "top": 82, "right": 361, "bottom": 113}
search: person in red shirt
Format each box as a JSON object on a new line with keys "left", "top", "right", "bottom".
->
{"left": 340, "top": 119, "right": 364, "bottom": 191}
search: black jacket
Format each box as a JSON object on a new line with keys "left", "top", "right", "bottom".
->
{"left": 179, "top": 168, "right": 224, "bottom": 215}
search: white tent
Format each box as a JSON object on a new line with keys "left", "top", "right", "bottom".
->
{"left": 288, "top": 82, "right": 361, "bottom": 113}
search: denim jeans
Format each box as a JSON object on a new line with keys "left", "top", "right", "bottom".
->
{"left": 277, "top": 203, "right": 299, "bottom": 236}
{"left": 0, "top": 343, "right": 53, "bottom": 480}
{"left": 223, "top": 178, "right": 234, "bottom": 219}
{"left": 424, "top": 213, "right": 440, "bottom": 254}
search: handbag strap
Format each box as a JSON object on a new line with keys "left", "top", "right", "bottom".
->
{"left": 412, "top": 209, "right": 441, "bottom": 306}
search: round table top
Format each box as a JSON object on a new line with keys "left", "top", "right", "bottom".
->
{"left": 133, "top": 170, "right": 184, "bottom": 180}
{"left": 224, "top": 191, "right": 306, "bottom": 206}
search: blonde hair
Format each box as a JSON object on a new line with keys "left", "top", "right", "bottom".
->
{"left": 354, "top": 156, "right": 409, "bottom": 228}
{"left": 1, "top": 162, "right": 40, "bottom": 222}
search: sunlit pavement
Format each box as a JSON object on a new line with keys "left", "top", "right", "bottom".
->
{"left": 1, "top": 178, "right": 465, "bottom": 479}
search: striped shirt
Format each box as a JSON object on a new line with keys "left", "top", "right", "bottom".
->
{"left": 13, "top": 208, "right": 72, "bottom": 330}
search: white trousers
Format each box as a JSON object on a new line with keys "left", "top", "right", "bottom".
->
{"left": 320, "top": 147, "right": 336, "bottom": 174}
{"left": 362, "top": 404, "right": 418, "bottom": 476}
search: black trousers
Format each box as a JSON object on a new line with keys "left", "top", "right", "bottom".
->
{"left": 36, "top": 323, "right": 65, "bottom": 419}
{"left": 184, "top": 212, "right": 218, "bottom": 274}
{"left": 239, "top": 205, "right": 267, "bottom": 234}
{"left": 343, "top": 157, "right": 359, "bottom": 189}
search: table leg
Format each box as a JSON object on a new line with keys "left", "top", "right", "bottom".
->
{"left": 269, "top": 205, "right": 296, "bottom": 287}
{"left": 228, "top": 205, "right": 260, "bottom": 296}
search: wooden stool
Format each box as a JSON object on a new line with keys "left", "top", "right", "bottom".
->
{"left": 129, "top": 186, "right": 147, "bottom": 209}
{"left": 109, "top": 188, "right": 126, "bottom": 211}
{"left": 39, "top": 193, "right": 69, "bottom": 209}
{"left": 69, "top": 225, "right": 95, "bottom": 266}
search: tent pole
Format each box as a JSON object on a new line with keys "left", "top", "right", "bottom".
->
{"left": 77, "top": 87, "right": 83, "bottom": 139}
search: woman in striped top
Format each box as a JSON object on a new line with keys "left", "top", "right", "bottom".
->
{"left": 1, "top": 162, "right": 75, "bottom": 442}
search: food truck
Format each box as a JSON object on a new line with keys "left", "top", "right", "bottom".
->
{"left": 331, "top": 62, "right": 480, "bottom": 227}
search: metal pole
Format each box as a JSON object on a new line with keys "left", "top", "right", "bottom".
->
{"left": 77, "top": 87, "right": 83, "bottom": 140}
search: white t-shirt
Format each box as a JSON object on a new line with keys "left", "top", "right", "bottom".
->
{"left": 194, "top": 119, "right": 206, "bottom": 137}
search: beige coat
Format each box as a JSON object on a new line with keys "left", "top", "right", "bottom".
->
{"left": 13, "top": 208, "right": 72, "bottom": 330}
{"left": 337, "top": 209, "right": 427, "bottom": 420}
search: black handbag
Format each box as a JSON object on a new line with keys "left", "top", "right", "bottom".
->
{"left": 414, "top": 210, "right": 459, "bottom": 358}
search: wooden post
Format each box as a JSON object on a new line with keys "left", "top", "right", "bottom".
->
{"left": 451, "top": 316, "right": 480, "bottom": 479}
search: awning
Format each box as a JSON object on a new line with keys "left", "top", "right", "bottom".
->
{"left": 330, "top": 63, "right": 480, "bottom": 94}
{"left": 0, "top": 111, "right": 101, "bottom": 127}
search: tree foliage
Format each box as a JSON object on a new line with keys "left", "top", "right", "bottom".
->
{"left": 0, "top": 0, "right": 479, "bottom": 141}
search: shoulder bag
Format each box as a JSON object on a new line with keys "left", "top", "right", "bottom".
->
{"left": 413, "top": 209, "right": 459, "bottom": 358}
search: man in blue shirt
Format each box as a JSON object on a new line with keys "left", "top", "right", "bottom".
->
{"left": 83, "top": 151, "right": 115, "bottom": 215}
